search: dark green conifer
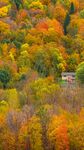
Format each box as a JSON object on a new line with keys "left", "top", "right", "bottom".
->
{"left": 64, "top": 13, "right": 70, "bottom": 35}
{"left": 69, "top": 2, "right": 75, "bottom": 14}
{"left": 10, "top": 0, "right": 23, "bottom": 10}
{"left": 51, "top": 0, "right": 57, "bottom": 5}
{"left": 0, "top": 68, "right": 11, "bottom": 89}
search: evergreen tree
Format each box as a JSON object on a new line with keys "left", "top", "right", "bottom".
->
{"left": 64, "top": 13, "right": 70, "bottom": 35}
{"left": 51, "top": 0, "right": 57, "bottom": 5}
{"left": 69, "top": 2, "right": 75, "bottom": 14}
{"left": 0, "top": 68, "right": 11, "bottom": 88}
{"left": 10, "top": 0, "right": 23, "bottom": 10}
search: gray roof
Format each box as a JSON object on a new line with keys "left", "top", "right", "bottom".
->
{"left": 62, "top": 72, "right": 75, "bottom": 76}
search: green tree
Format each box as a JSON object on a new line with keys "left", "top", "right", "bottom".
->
{"left": 10, "top": 0, "right": 23, "bottom": 10}
{"left": 51, "top": 0, "right": 57, "bottom": 5}
{"left": 76, "top": 61, "right": 84, "bottom": 84}
{"left": 79, "top": 9, "right": 84, "bottom": 18}
{"left": 49, "top": 48, "right": 65, "bottom": 77}
{"left": 69, "top": 2, "right": 75, "bottom": 14}
{"left": 33, "top": 50, "right": 49, "bottom": 77}
{"left": 64, "top": 13, "right": 70, "bottom": 35}
{"left": 0, "top": 68, "right": 11, "bottom": 88}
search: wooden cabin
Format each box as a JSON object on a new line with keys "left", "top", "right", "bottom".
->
{"left": 62, "top": 72, "right": 75, "bottom": 83}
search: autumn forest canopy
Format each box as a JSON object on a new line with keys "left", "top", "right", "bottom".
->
{"left": 0, "top": 0, "right": 84, "bottom": 149}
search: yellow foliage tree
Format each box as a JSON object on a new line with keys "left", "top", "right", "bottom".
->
{"left": 28, "top": 116, "right": 44, "bottom": 150}
{"left": 0, "top": 5, "right": 10, "bottom": 17}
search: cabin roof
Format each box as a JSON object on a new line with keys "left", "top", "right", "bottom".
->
{"left": 62, "top": 72, "right": 75, "bottom": 76}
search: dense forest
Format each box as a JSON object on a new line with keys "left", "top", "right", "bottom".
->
{"left": 0, "top": 0, "right": 84, "bottom": 149}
